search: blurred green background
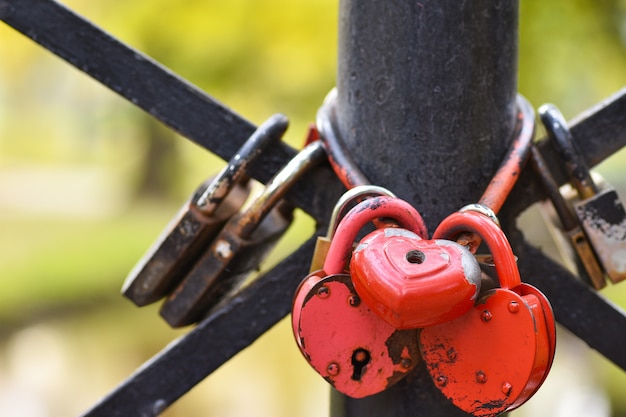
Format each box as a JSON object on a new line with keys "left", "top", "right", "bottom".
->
{"left": 0, "top": 1, "right": 625, "bottom": 416}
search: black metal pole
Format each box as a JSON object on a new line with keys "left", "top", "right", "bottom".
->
{"left": 331, "top": 1, "right": 519, "bottom": 416}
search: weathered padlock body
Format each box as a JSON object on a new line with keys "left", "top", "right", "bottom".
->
{"left": 350, "top": 228, "right": 481, "bottom": 330}
{"left": 122, "top": 180, "right": 250, "bottom": 306}
{"left": 573, "top": 186, "right": 626, "bottom": 284}
{"left": 537, "top": 198, "right": 606, "bottom": 288}
{"left": 532, "top": 146, "right": 606, "bottom": 289}
{"left": 292, "top": 273, "right": 419, "bottom": 398}
{"left": 122, "top": 113, "right": 289, "bottom": 306}
{"left": 160, "top": 203, "right": 293, "bottom": 327}
{"left": 425, "top": 210, "right": 556, "bottom": 415}
{"left": 291, "top": 270, "right": 326, "bottom": 347}
{"left": 161, "top": 140, "right": 327, "bottom": 327}
{"left": 420, "top": 288, "right": 544, "bottom": 417}
{"left": 540, "top": 104, "right": 626, "bottom": 286}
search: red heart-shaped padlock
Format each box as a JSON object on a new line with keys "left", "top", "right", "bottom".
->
{"left": 419, "top": 210, "right": 556, "bottom": 416}
{"left": 292, "top": 272, "right": 420, "bottom": 398}
{"left": 419, "top": 288, "right": 541, "bottom": 417}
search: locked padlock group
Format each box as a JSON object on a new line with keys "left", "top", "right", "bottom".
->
{"left": 122, "top": 114, "right": 288, "bottom": 306}
{"left": 161, "top": 140, "right": 326, "bottom": 327}
{"left": 122, "top": 99, "right": 565, "bottom": 416}
{"left": 123, "top": 114, "right": 327, "bottom": 328}
{"left": 290, "top": 95, "right": 559, "bottom": 415}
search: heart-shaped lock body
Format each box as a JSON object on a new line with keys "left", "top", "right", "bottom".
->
{"left": 419, "top": 210, "right": 556, "bottom": 416}
{"left": 420, "top": 289, "right": 542, "bottom": 416}
{"left": 351, "top": 228, "right": 481, "bottom": 329}
{"left": 323, "top": 196, "right": 481, "bottom": 330}
{"left": 292, "top": 271, "right": 420, "bottom": 398}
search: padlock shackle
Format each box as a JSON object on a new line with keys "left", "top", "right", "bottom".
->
{"left": 327, "top": 185, "right": 397, "bottom": 239}
{"left": 478, "top": 94, "right": 535, "bottom": 214}
{"left": 433, "top": 210, "right": 521, "bottom": 290}
{"left": 234, "top": 140, "right": 326, "bottom": 239}
{"left": 195, "top": 113, "right": 289, "bottom": 214}
{"left": 317, "top": 88, "right": 371, "bottom": 189}
{"left": 323, "top": 196, "right": 428, "bottom": 275}
{"left": 530, "top": 146, "right": 580, "bottom": 231}
{"left": 539, "top": 104, "right": 598, "bottom": 199}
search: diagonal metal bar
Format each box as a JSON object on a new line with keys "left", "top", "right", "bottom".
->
{"left": 0, "top": 0, "right": 338, "bottom": 221}
{"left": 80, "top": 233, "right": 320, "bottom": 417}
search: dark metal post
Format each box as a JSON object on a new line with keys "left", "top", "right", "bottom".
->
{"left": 331, "top": 1, "right": 519, "bottom": 416}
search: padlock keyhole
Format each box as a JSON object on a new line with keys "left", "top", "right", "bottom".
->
{"left": 406, "top": 250, "right": 426, "bottom": 264}
{"left": 351, "top": 348, "right": 371, "bottom": 381}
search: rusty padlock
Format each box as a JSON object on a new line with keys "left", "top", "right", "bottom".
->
{"left": 292, "top": 273, "right": 420, "bottom": 399}
{"left": 335, "top": 197, "right": 481, "bottom": 330}
{"left": 540, "top": 104, "right": 626, "bottom": 286}
{"left": 420, "top": 210, "right": 556, "bottom": 417}
{"left": 292, "top": 191, "right": 425, "bottom": 398}
{"left": 531, "top": 144, "right": 606, "bottom": 289}
{"left": 122, "top": 114, "right": 287, "bottom": 306}
{"left": 160, "top": 140, "right": 326, "bottom": 327}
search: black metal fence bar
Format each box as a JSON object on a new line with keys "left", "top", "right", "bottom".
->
{"left": 79, "top": 235, "right": 320, "bottom": 417}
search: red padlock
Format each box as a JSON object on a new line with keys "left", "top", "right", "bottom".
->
{"left": 292, "top": 191, "right": 424, "bottom": 398}
{"left": 327, "top": 196, "right": 481, "bottom": 329}
{"left": 420, "top": 210, "right": 556, "bottom": 417}
{"left": 292, "top": 272, "right": 420, "bottom": 398}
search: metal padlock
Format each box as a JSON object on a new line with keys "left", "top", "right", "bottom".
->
{"left": 434, "top": 211, "right": 556, "bottom": 406}
{"left": 292, "top": 272, "right": 420, "bottom": 398}
{"left": 160, "top": 140, "right": 326, "bottom": 327}
{"left": 122, "top": 114, "right": 288, "bottom": 306}
{"left": 309, "top": 185, "right": 397, "bottom": 272}
{"left": 530, "top": 144, "right": 606, "bottom": 289}
{"left": 541, "top": 103, "right": 626, "bottom": 285}
{"left": 329, "top": 196, "right": 481, "bottom": 330}
{"left": 292, "top": 192, "right": 423, "bottom": 398}
{"left": 420, "top": 210, "right": 556, "bottom": 417}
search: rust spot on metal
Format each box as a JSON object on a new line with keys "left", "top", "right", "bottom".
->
{"left": 446, "top": 348, "right": 457, "bottom": 362}
{"left": 475, "top": 399, "right": 507, "bottom": 412}
{"left": 436, "top": 375, "right": 448, "bottom": 387}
